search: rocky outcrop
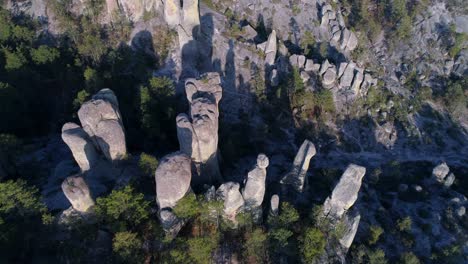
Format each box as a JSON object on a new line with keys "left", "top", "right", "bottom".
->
{"left": 242, "top": 154, "right": 269, "bottom": 220}
{"left": 375, "top": 122, "right": 398, "bottom": 149}
{"left": 155, "top": 152, "right": 192, "bottom": 235}
{"left": 217, "top": 182, "right": 244, "bottom": 224}
{"left": 61, "top": 175, "right": 95, "bottom": 213}
{"left": 323, "top": 164, "right": 366, "bottom": 219}
{"left": 320, "top": 4, "right": 358, "bottom": 52}
{"left": 280, "top": 140, "right": 316, "bottom": 192}
{"left": 176, "top": 73, "right": 223, "bottom": 186}
{"left": 78, "top": 89, "right": 127, "bottom": 163}
{"left": 163, "top": 0, "right": 200, "bottom": 49}
{"left": 432, "top": 162, "right": 455, "bottom": 187}
{"left": 61, "top": 122, "right": 98, "bottom": 172}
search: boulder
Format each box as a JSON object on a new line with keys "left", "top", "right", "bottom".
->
{"left": 319, "top": 59, "right": 331, "bottom": 75}
{"left": 300, "top": 71, "right": 310, "bottom": 83}
{"left": 374, "top": 122, "right": 397, "bottom": 149}
{"left": 444, "top": 173, "right": 455, "bottom": 187}
{"left": 270, "top": 69, "right": 279, "bottom": 87}
{"left": 340, "top": 29, "right": 351, "bottom": 50}
{"left": 155, "top": 152, "right": 192, "bottom": 209}
{"left": 304, "top": 59, "right": 315, "bottom": 72}
{"left": 78, "top": 89, "right": 126, "bottom": 163}
{"left": 61, "top": 122, "right": 98, "bottom": 172}
{"left": 242, "top": 154, "right": 269, "bottom": 214}
{"left": 217, "top": 182, "right": 245, "bottom": 224}
{"left": 323, "top": 164, "right": 366, "bottom": 219}
{"left": 280, "top": 140, "right": 316, "bottom": 192}
{"left": 177, "top": 73, "right": 223, "bottom": 186}
{"left": 270, "top": 194, "right": 279, "bottom": 216}
{"left": 432, "top": 162, "right": 450, "bottom": 183}
{"left": 61, "top": 175, "right": 95, "bottom": 213}
{"left": 351, "top": 71, "right": 364, "bottom": 94}
{"left": 337, "top": 62, "right": 348, "bottom": 78}
{"left": 242, "top": 25, "right": 257, "bottom": 40}
{"left": 346, "top": 31, "right": 358, "bottom": 51}
{"left": 322, "top": 67, "right": 337, "bottom": 86}
{"left": 339, "top": 63, "right": 355, "bottom": 88}
{"left": 264, "top": 30, "right": 277, "bottom": 66}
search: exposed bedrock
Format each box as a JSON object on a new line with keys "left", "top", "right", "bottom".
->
{"left": 61, "top": 175, "right": 95, "bottom": 213}
{"left": 61, "top": 122, "right": 98, "bottom": 172}
{"left": 78, "top": 89, "right": 127, "bottom": 163}
{"left": 280, "top": 140, "right": 316, "bottom": 192}
{"left": 323, "top": 164, "right": 366, "bottom": 219}
{"left": 242, "top": 154, "right": 269, "bottom": 220}
{"left": 176, "top": 72, "right": 223, "bottom": 186}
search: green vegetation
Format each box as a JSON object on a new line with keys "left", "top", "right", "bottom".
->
{"left": 368, "top": 225, "right": 384, "bottom": 245}
{"left": 138, "top": 152, "right": 158, "bottom": 176}
{"left": 396, "top": 216, "right": 412, "bottom": 232}
{"left": 112, "top": 231, "right": 144, "bottom": 263}
{"left": 443, "top": 77, "right": 467, "bottom": 116}
{"left": 400, "top": 252, "right": 421, "bottom": 264}
{"left": 300, "top": 227, "right": 326, "bottom": 262}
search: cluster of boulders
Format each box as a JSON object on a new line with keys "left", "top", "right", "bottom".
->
{"left": 60, "top": 89, "right": 127, "bottom": 214}
{"left": 320, "top": 3, "right": 358, "bottom": 53}
{"left": 432, "top": 162, "right": 456, "bottom": 187}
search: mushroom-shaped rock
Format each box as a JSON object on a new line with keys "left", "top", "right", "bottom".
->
{"left": 78, "top": 89, "right": 126, "bottom": 163}
{"left": 264, "top": 30, "right": 277, "bottom": 66}
{"left": 242, "top": 154, "right": 269, "bottom": 212}
{"left": 155, "top": 152, "right": 192, "bottom": 210}
{"left": 62, "top": 175, "right": 95, "bottom": 212}
{"left": 217, "top": 182, "right": 244, "bottom": 224}
{"left": 323, "top": 164, "right": 366, "bottom": 219}
{"left": 270, "top": 194, "right": 279, "bottom": 216}
{"left": 432, "top": 162, "right": 450, "bottom": 183}
{"left": 177, "top": 73, "right": 223, "bottom": 186}
{"left": 61, "top": 122, "right": 98, "bottom": 171}
{"left": 280, "top": 140, "right": 316, "bottom": 192}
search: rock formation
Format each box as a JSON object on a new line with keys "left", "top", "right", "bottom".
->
{"left": 176, "top": 72, "right": 223, "bottom": 186}
{"left": 264, "top": 30, "right": 277, "bottom": 66}
{"left": 155, "top": 152, "right": 192, "bottom": 234}
{"left": 242, "top": 154, "right": 269, "bottom": 220}
{"left": 61, "top": 175, "right": 95, "bottom": 213}
{"left": 78, "top": 89, "right": 127, "bottom": 163}
{"left": 216, "top": 182, "right": 245, "bottom": 224}
{"left": 280, "top": 140, "right": 316, "bottom": 192}
{"left": 270, "top": 194, "right": 279, "bottom": 217}
{"left": 320, "top": 4, "right": 358, "bottom": 52}
{"left": 61, "top": 122, "right": 98, "bottom": 172}
{"left": 163, "top": 0, "right": 200, "bottom": 49}
{"left": 323, "top": 164, "right": 366, "bottom": 219}
{"left": 432, "top": 162, "right": 455, "bottom": 187}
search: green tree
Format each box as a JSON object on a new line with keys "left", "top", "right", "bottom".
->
{"left": 30, "top": 45, "right": 60, "bottom": 65}
{"left": 397, "top": 216, "right": 412, "bottom": 232}
{"left": 400, "top": 252, "right": 420, "bottom": 264}
{"left": 444, "top": 78, "right": 467, "bottom": 115}
{"left": 173, "top": 193, "right": 200, "bottom": 219}
{"left": 368, "top": 225, "right": 384, "bottom": 245}
{"left": 368, "top": 248, "right": 388, "bottom": 264}
{"left": 244, "top": 228, "right": 268, "bottom": 262}
{"left": 112, "top": 231, "right": 144, "bottom": 263}
{"left": 73, "top": 89, "right": 90, "bottom": 109}
{"left": 300, "top": 227, "right": 326, "bottom": 263}
{"left": 138, "top": 152, "right": 158, "bottom": 176}
{"left": 187, "top": 237, "right": 218, "bottom": 264}
{"left": 95, "top": 186, "right": 150, "bottom": 232}
{"left": 3, "top": 48, "right": 27, "bottom": 70}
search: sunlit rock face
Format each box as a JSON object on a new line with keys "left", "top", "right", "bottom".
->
{"left": 280, "top": 140, "right": 316, "bottom": 192}
{"left": 323, "top": 164, "right": 366, "bottom": 219}
{"left": 61, "top": 175, "right": 95, "bottom": 213}
{"left": 78, "top": 89, "right": 127, "bottom": 163}
{"left": 242, "top": 154, "right": 269, "bottom": 220}
{"left": 61, "top": 122, "right": 98, "bottom": 172}
{"left": 176, "top": 72, "right": 222, "bottom": 186}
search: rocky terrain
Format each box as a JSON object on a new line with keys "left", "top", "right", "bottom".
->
{"left": 0, "top": 0, "right": 467, "bottom": 263}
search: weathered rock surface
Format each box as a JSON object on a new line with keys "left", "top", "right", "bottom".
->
{"left": 323, "top": 164, "right": 366, "bottom": 219}
{"left": 270, "top": 194, "right": 279, "bottom": 216}
{"left": 78, "top": 89, "right": 127, "bottom": 163}
{"left": 280, "top": 140, "right": 316, "bottom": 192}
{"left": 264, "top": 30, "right": 277, "bottom": 66}
{"left": 164, "top": 0, "right": 180, "bottom": 27}
{"left": 374, "top": 122, "right": 398, "bottom": 149}
{"left": 176, "top": 73, "right": 222, "bottom": 186}
{"left": 217, "top": 182, "right": 244, "bottom": 224}
{"left": 339, "top": 209, "right": 361, "bottom": 250}
{"left": 432, "top": 162, "right": 450, "bottom": 183}
{"left": 61, "top": 175, "right": 95, "bottom": 212}
{"left": 61, "top": 122, "right": 98, "bottom": 172}
{"left": 155, "top": 152, "right": 192, "bottom": 210}
{"left": 242, "top": 154, "right": 269, "bottom": 218}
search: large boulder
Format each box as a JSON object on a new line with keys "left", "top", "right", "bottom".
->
{"left": 242, "top": 154, "right": 269, "bottom": 219}
{"left": 280, "top": 140, "right": 316, "bottom": 192}
{"left": 323, "top": 164, "right": 366, "bottom": 219}
{"left": 78, "top": 89, "right": 127, "bottom": 163}
{"left": 155, "top": 152, "right": 192, "bottom": 210}
{"left": 217, "top": 182, "right": 245, "bottom": 224}
{"left": 176, "top": 73, "right": 223, "bottom": 186}
{"left": 61, "top": 122, "right": 98, "bottom": 172}
{"left": 61, "top": 175, "right": 95, "bottom": 213}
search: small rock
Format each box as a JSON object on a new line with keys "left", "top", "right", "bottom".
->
{"left": 456, "top": 206, "right": 466, "bottom": 217}
{"left": 270, "top": 194, "right": 279, "bottom": 216}
{"left": 432, "top": 162, "right": 450, "bottom": 183}
{"left": 444, "top": 173, "right": 455, "bottom": 187}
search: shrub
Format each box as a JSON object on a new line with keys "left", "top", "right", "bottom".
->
{"left": 397, "top": 216, "right": 412, "bottom": 232}
{"left": 400, "top": 252, "right": 420, "bottom": 264}
{"left": 73, "top": 89, "right": 90, "bottom": 109}
{"left": 187, "top": 237, "right": 218, "bottom": 264}
{"left": 30, "top": 45, "right": 60, "bottom": 65}
{"left": 112, "top": 231, "right": 144, "bottom": 263}
{"left": 173, "top": 193, "right": 199, "bottom": 219}
{"left": 3, "top": 48, "right": 26, "bottom": 70}
{"left": 300, "top": 227, "right": 326, "bottom": 263}
{"left": 138, "top": 152, "right": 158, "bottom": 176}
{"left": 368, "top": 225, "right": 384, "bottom": 245}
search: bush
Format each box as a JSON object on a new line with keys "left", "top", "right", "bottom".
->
{"left": 187, "top": 237, "right": 218, "bottom": 264}
{"left": 400, "top": 252, "right": 420, "bottom": 264}
{"left": 138, "top": 152, "right": 158, "bottom": 176}
{"left": 300, "top": 227, "right": 326, "bottom": 263}
{"left": 173, "top": 193, "right": 199, "bottom": 219}
{"left": 30, "top": 45, "right": 60, "bottom": 65}
{"left": 3, "top": 48, "right": 26, "bottom": 70}
{"left": 73, "top": 89, "right": 90, "bottom": 109}
{"left": 397, "top": 216, "right": 412, "bottom": 232}
{"left": 112, "top": 231, "right": 144, "bottom": 263}
{"left": 95, "top": 186, "right": 150, "bottom": 231}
